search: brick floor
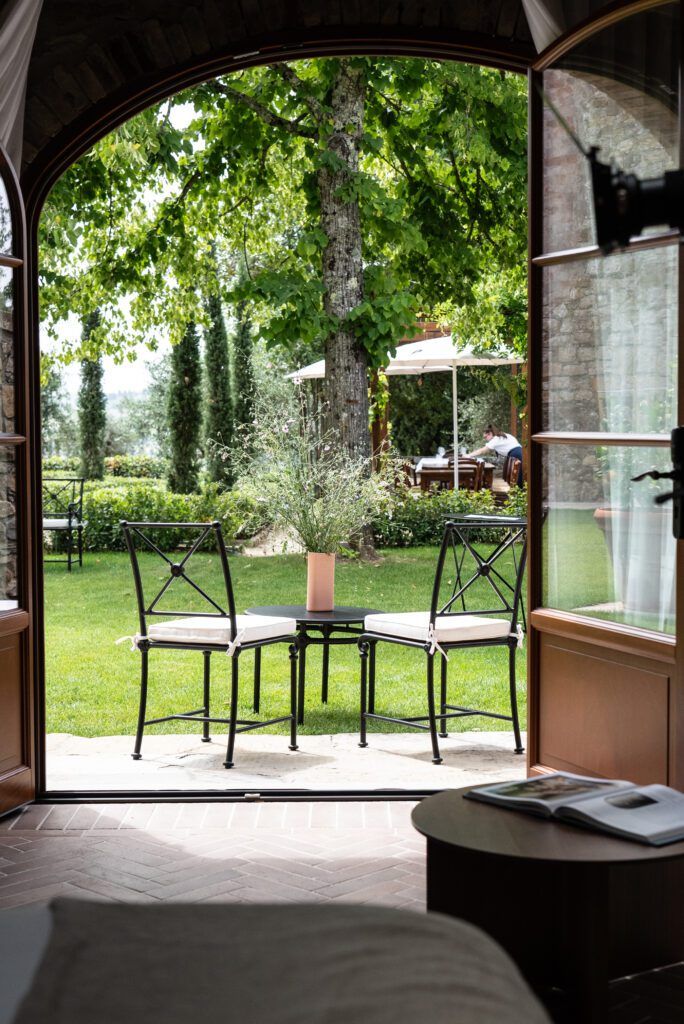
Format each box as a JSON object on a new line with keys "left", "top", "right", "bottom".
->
{"left": 0, "top": 801, "right": 424, "bottom": 910}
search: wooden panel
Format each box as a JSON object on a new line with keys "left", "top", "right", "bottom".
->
{"left": 538, "top": 635, "right": 669, "bottom": 783}
{"left": 0, "top": 632, "right": 25, "bottom": 774}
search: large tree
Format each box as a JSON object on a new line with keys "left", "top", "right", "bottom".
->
{"left": 39, "top": 59, "right": 527, "bottom": 463}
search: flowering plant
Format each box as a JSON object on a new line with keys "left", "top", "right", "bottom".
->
{"left": 221, "top": 385, "right": 390, "bottom": 554}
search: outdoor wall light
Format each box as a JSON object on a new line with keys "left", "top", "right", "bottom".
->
{"left": 589, "top": 152, "right": 684, "bottom": 254}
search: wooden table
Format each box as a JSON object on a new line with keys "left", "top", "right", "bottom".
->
{"left": 412, "top": 787, "right": 684, "bottom": 1023}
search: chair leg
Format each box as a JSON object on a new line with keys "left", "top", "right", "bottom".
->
{"left": 132, "top": 650, "right": 149, "bottom": 760}
{"left": 439, "top": 653, "right": 448, "bottom": 738}
{"left": 426, "top": 653, "right": 442, "bottom": 765}
{"left": 66, "top": 527, "right": 73, "bottom": 572}
{"left": 224, "top": 653, "right": 240, "bottom": 768}
{"left": 359, "top": 641, "right": 369, "bottom": 748}
{"left": 253, "top": 647, "right": 261, "bottom": 713}
{"left": 368, "top": 641, "right": 376, "bottom": 715}
{"left": 78, "top": 526, "right": 83, "bottom": 567}
{"left": 509, "top": 643, "right": 524, "bottom": 754}
{"left": 289, "top": 643, "right": 298, "bottom": 751}
{"left": 202, "top": 651, "right": 211, "bottom": 742}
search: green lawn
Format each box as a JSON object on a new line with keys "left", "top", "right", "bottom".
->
{"left": 43, "top": 547, "right": 527, "bottom": 739}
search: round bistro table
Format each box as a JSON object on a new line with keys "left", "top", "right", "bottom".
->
{"left": 412, "top": 787, "right": 684, "bottom": 1023}
{"left": 246, "top": 605, "right": 381, "bottom": 724}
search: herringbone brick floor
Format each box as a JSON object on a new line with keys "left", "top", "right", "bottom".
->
{"left": 0, "top": 801, "right": 425, "bottom": 910}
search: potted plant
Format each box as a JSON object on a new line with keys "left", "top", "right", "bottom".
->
{"left": 222, "top": 385, "right": 387, "bottom": 610}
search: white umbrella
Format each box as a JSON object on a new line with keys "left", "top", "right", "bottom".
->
{"left": 288, "top": 336, "right": 524, "bottom": 487}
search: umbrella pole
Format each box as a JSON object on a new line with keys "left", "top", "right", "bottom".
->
{"left": 452, "top": 364, "right": 458, "bottom": 489}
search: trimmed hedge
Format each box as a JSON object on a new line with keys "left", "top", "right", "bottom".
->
{"left": 104, "top": 454, "right": 167, "bottom": 478}
{"left": 372, "top": 487, "right": 524, "bottom": 547}
{"left": 81, "top": 482, "right": 265, "bottom": 551}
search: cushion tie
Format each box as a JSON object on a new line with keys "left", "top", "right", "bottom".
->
{"left": 511, "top": 624, "right": 524, "bottom": 649}
{"left": 427, "top": 624, "right": 449, "bottom": 661}
{"left": 115, "top": 634, "right": 144, "bottom": 652}
{"left": 225, "top": 628, "right": 246, "bottom": 657}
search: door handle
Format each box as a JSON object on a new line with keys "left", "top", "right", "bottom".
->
{"left": 630, "top": 427, "right": 684, "bottom": 537}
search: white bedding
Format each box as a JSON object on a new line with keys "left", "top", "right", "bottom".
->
{"left": 0, "top": 906, "right": 52, "bottom": 1024}
{"left": 5, "top": 900, "right": 550, "bottom": 1024}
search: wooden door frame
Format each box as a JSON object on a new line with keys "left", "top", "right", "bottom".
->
{"left": 526, "top": 0, "right": 684, "bottom": 784}
{"left": 16, "top": 0, "right": 657, "bottom": 801}
{"left": 0, "top": 142, "right": 36, "bottom": 815}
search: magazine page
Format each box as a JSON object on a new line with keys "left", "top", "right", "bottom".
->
{"left": 467, "top": 772, "right": 632, "bottom": 816}
{"left": 558, "top": 784, "right": 684, "bottom": 845}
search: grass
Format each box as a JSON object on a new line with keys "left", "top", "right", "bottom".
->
{"left": 43, "top": 547, "right": 527, "bottom": 739}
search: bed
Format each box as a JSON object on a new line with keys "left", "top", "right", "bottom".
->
{"left": 0, "top": 900, "right": 550, "bottom": 1023}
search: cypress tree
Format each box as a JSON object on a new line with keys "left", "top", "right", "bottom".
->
{"left": 77, "top": 312, "right": 106, "bottom": 479}
{"left": 167, "top": 321, "right": 202, "bottom": 493}
{"left": 204, "top": 294, "right": 234, "bottom": 486}
{"left": 232, "top": 298, "right": 255, "bottom": 433}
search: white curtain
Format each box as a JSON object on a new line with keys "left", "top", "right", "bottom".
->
{"left": 0, "top": 0, "right": 43, "bottom": 172}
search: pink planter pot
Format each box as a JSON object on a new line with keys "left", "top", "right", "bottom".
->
{"left": 306, "top": 552, "right": 335, "bottom": 611}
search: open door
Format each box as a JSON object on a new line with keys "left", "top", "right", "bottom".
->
{"left": 0, "top": 144, "right": 34, "bottom": 815}
{"left": 528, "top": 1, "right": 684, "bottom": 786}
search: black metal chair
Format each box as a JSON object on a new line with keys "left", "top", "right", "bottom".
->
{"left": 359, "top": 516, "right": 527, "bottom": 764}
{"left": 120, "top": 520, "right": 298, "bottom": 768}
{"left": 42, "top": 476, "right": 85, "bottom": 570}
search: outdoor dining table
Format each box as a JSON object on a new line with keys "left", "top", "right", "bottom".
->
{"left": 246, "top": 605, "right": 382, "bottom": 724}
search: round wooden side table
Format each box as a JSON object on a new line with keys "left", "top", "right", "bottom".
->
{"left": 412, "top": 787, "right": 684, "bottom": 1023}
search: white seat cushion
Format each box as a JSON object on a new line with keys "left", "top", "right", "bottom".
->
{"left": 43, "top": 518, "right": 70, "bottom": 529}
{"left": 147, "top": 613, "right": 296, "bottom": 646}
{"left": 364, "top": 611, "right": 511, "bottom": 644}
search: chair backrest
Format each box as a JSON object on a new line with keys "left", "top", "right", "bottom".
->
{"left": 120, "top": 520, "right": 238, "bottom": 640}
{"left": 429, "top": 516, "right": 527, "bottom": 633}
{"left": 506, "top": 457, "right": 522, "bottom": 486}
{"left": 43, "top": 477, "right": 84, "bottom": 519}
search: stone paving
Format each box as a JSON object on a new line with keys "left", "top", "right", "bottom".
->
{"left": 46, "top": 729, "right": 527, "bottom": 791}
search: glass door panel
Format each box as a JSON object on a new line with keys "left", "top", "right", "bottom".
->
{"left": 541, "top": 443, "right": 675, "bottom": 633}
{"left": 542, "top": 4, "right": 679, "bottom": 253}
{"left": 541, "top": 246, "right": 678, "bottom": 433}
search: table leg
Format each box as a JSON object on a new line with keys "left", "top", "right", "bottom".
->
{"left": 253, "top": 647, "right": 261, "bottom": 713}
{"left": 321, "top": 626, "right": 330, "bottom": 703}
{"left": 297, "top": 634, "right": 307, "bottom": 725}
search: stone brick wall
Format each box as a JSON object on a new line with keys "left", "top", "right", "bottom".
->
{"left": 0, "top": 308, "right": 16, "bottom": 601}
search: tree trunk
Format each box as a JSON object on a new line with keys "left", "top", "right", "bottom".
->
{"left": 318, "top": 61, "right": 370, "bottom": 464}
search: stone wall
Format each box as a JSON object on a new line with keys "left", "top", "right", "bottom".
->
{"left": 0, "top": 308, "right": 16, "bottom": 602}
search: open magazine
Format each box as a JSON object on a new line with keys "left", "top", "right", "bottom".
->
{"left": 465, "top": 772, "right": 684, "bottom": 845}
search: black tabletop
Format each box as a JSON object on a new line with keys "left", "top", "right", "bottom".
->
{"left": 246, "top": 604, "right": 382, "bottom": 625}
{"left": 412, "top": 787, "right": 684, "bottom": 865}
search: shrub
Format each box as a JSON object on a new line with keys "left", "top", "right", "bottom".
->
{"left": 80, "top": 482, "right": 264, "bottom": 551}
{"left": 104, "top": 454, "right": 168, "bottom": 478}
{"left": 43, "top": 455, "right": 79, "bottom": 474}
{"left": 372, "top": 486, "right": 526, "bottom": 548}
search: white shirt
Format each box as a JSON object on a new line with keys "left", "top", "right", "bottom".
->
{"left": 485, "top": 433, "right": 520, "bottom": 457}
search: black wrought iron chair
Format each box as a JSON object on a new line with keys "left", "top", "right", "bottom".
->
{"left": 42, "top": 476, "right": 85, "bottom": 570}
{"left": 359, "top": 515, "right": 527, "bottom": 764}
{"left": 120, "top": 520, "right": 298, "bottom": 768}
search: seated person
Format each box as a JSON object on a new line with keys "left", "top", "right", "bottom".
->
{"left": 467, "top": 425, "right": 523, "bottom": 486}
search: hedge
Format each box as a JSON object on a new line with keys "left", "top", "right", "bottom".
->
{"left": 43, "top": 454, "right": 167, "bottom": 479}
{"left": 80, "top": 483, "right": 266, "bottom": 552}
{"left": 371, "top": 486, "right": 525, "bottom": 548}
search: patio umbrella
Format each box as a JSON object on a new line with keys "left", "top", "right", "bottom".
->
{"left": 288, "top": 336, "right": 523, "bottom": 487}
